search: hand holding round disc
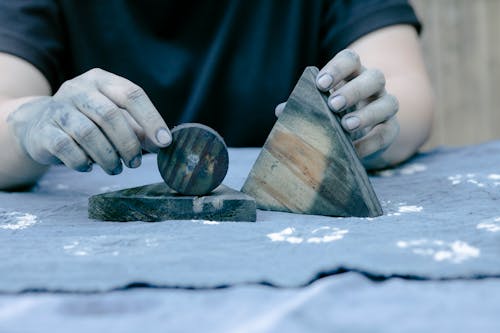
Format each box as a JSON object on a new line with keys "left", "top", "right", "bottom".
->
{"left": 157, "top": 123, "right": 229, "bottom": 195}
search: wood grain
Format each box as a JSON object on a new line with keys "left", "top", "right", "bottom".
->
{"left": 88, "top": 183, "right": 256, "bottom": 222}
{"left": 157, "top": 123, "right": 229, "bottom": 196}
{"left": 242, "top": 67, "right": 383, "bottom": 218}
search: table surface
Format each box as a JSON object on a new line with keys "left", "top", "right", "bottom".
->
{"left": 1, "top": 141, "right": 499, "bottom": 332}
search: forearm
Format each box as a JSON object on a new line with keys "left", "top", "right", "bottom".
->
{"left": 367, "top": 72, "right": 434, "bottom": 169}
{"left": 0, "top": 96, "right": 49, "bottom": 190}
{"left": 349, "top": 25, "right": 435, "bottom": 169}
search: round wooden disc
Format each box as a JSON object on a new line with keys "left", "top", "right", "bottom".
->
{"left": 157, "top": 123, "right": 229, "bottom": 196}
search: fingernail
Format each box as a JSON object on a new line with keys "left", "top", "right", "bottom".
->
{"left": 129, "top": 155, "right": 142, "bottom": 168}
{"left": 317, "top": 74, "right": 333, "bottom": 90}
{"left": 156, "top": 128, "right": 171, "bottom": 146}
{"left": 329, "top": 95, "right": 346, "bottom": 112}
{"left": 344, "top": 116, "right": 360, "bottom": 130}
{"left": 111, "top": 163, "right": 123, "bottom": 175}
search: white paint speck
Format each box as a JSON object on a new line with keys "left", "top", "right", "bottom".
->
{"left": 186, "top": 154, "right": 200, "bottom": 172}
{"left": 99, "top": 185, "right": 122, "bottom": 192}
{"left": 145, "top": 238, "right": 159, "bottom": 247}
{"left": 267, "top": 227, "right": 295, "bottom": 242}
{"left": 376, "top": 170, "right": 395, "bottom": 177}
{"left": 63, "top": 241, "right": 79, "bottom": 250}
{"left": 399, "top": 163, "right": 427, "bottom": 175}
{"left": 397, "top": 239, "right": 480, "bottom": 263}
{"left": 193, "top": 197, "right": 204, "bottom": 213}
{"left": 488, "top": 174, "right": 500, "bottom": 180}
{"left": 0, "top": 211, "right": 38, "bottom": 230}
{"left": 398, "top": 205, "right": 423, "bottom": 213}
{"left": 211, "top": 197, "right": 223, "bottom": 210}
{"left": 467, "top": 179, "right": 485, "bottom": 187}
{"left": 203, "top": 221, "right": 220, "bottom": 225}
{"left": 267, "top": 226, "right": 348, "bottom": 244}
{"left": 387, "top": 212, "right": 402, "bottom": 217}
{"left": 286, "top": 237, "right": 304, "bottom": 244}
{"left": 477, "top": 217, "right": 500, "bottom": 232}
{"left": 375, "top": 163, "right": 427, "bottom": 177}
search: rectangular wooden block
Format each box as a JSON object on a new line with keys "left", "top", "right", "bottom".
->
{"left": 89, "top": 183, "right": 256, "bottom": 222}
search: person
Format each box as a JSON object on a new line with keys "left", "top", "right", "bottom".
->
{"left": 0, "top": 0, "right": 434, "bottom": 190}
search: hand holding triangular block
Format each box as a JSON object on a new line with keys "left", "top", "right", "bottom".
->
{"left": 242, "top": 67, "right": 383, "bottom": 217}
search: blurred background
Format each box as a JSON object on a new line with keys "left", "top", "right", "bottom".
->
{"left": 412, "top": 0, "right": 500, "bottom": 149}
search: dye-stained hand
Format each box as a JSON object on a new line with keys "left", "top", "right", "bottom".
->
{"left": 7, "top": 68, "right": 171, "bottom": 175}
{"left": 275, "top": 49, "right": 399, "bottom": 164}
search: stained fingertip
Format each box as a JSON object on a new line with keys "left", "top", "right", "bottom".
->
{"left": 156, "top": 127, "right": 172, "bottom": 146}
{"left": 316, "top": 74, "right": 333, "bottom": 91}
{"left": 77, "top": 162, "right": 93, "bottom": 172}
{"left": 129, "top": 154, "right": 142, "bottom": 168}
{"left": 109, "top": 163, "right": 123, "bottom": 175}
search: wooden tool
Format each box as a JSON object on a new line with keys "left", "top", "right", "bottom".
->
{"left": 88, "top": 183, "right": 256, "bottom": 222}
{"left": 241, "top": 67, "right": 383, "bottom": 217}
{"left": 88, "top": 123, "right": 256, "bottom": 222}
{"left": 157, "top": 123, "right": 229, "bottom": 196}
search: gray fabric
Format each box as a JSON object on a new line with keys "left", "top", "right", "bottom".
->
{"left": 1, "top": 142, "right": 500, "bottom": 292}
{"left": 0, "top": 273, "right": 499, "bottom": 333}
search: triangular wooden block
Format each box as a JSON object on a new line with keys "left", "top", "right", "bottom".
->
{"left": 241, "top": 67, "right": 383, "bottom": 217}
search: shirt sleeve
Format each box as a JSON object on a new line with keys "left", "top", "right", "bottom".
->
{"left": 0, "top": 0, "right": 66, "bottom": 91}
{"left": 320, "top": 0, "right": 422, "bottom": 62}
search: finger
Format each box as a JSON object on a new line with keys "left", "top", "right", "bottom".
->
{"left": 328, "top": 68, "right": 386, "bottom": 112}
{"left": 44, "top": 128, "right": 93, "bottom": 172}
{"left": 316, "top": 49, "right": 362, "bottom": 91}
{"left": 353, "top": 117, "right": 399, "bottom": 158}
{"left": 54, "top": 107, "right": 123, "bottom": 175}
{"left": 70, "top": 91, "right": 142, "bottom": 168}
{"left": 275, "top": 102, "right": 286, "bottom": 117}
{"left": 341, "top": 94, "right": 399, "bottom": 132}
{"left": 88, "top": 69, "right": 171, "bottom": 147}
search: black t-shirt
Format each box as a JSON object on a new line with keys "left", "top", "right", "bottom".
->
{"left": 0, "top": 0, "right": 420, "bottom": 146}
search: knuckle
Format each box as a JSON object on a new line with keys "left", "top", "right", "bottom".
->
{"left": 121, "top": 139, "right": 141, "bottom": 158}
{"left": 342, "top": 49, "right": 360, "bottom": 65}
{"left": 125, "top": 86, "right": 145, "bottom": 102}
{"left": 96, "top": 105, "right": 121, "bottom": 123}
{"left": 367, "top": 69, "right": 386, "bottom": 87}
{"left": 363, "top": 107, "right": 377, "bottom": 124}
{"left": 75, "top": 124, "right": 98, "bottom": 142}
{"left": 372, "top": 132, "right": 386, "bottom": 150}
{"left": 58, "top": 80, "right": 78, "bottom": 93}
{"left": 87, "top": 67, "right": 104, "bottom": 77}
{"left": 377, "top": 125, "right": 394, "bottom": 148}
{"left": 51, "top": 136, "right": 73, "bottom": 155}
{"left": 385, "top": 94, "right": 399, "bottom": 112}
{"left": 344, "top": 84, "right": 361, "bottom": 102}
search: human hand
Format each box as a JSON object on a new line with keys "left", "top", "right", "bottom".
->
{"left": 7, "top": 68, "right": 171, "bottom": 175}
{"left": 276, "top": 49, "right": 399, "bottom": 166}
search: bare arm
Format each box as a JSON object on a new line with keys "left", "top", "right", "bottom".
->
{"left": 0, "top": 53, "right": 52, "bottom": 189}
{"left": 275, "top": 25, "right": 434, "bottom": 169}
{"left": 349, "top": 25, "right": 434, "bottom": 168}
